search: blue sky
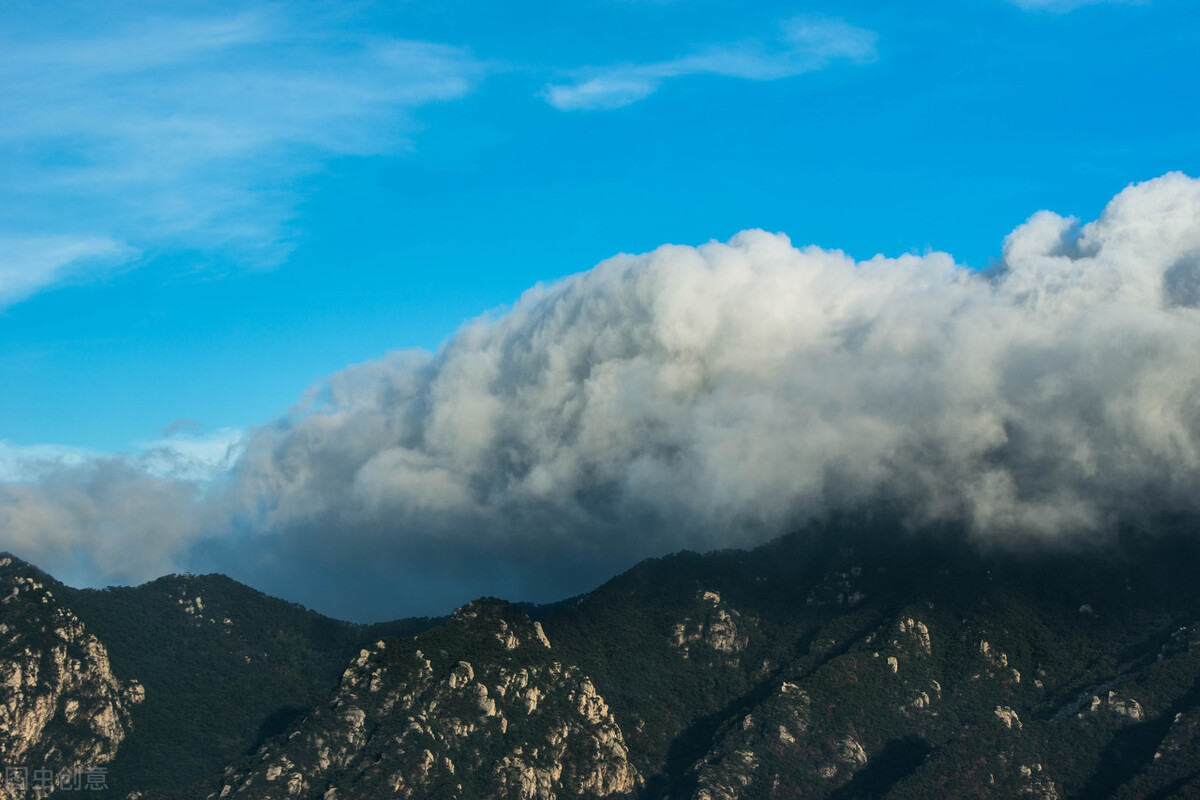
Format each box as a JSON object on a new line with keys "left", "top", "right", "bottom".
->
{"left": 2, "top": 0, "right": 1195, "bottom": 456}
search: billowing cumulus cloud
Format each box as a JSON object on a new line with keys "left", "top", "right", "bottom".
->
{"left": 4, "top": 173, "right": 1200, "bottom": 617}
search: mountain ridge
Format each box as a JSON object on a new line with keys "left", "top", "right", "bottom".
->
{"left": 4, "top": 516, "right": 1200, "bottom": 798}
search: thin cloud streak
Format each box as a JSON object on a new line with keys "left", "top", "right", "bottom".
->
{"left": 543, "top": 17, "right": 877, "bottom": 111}
{"left": 1007, "top": 0, "right": 1143, "bottom": 11}
{"left": 0, "top": 235, "right": 139, "bottom": 308}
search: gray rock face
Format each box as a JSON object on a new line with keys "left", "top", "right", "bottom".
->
{"left": 0, "top": 556, "right": 143, "bottom": 800}
{"left": 669, "top": 591, "right": 751, "bottom": 661}
{"left": 691, "top": 681, "right": 810, "bottom": 800}
{"left": 212, "top": 600, "right": 640, "bottom": 800}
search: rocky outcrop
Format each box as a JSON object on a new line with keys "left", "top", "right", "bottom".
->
{"left": 689, "top": 680, "right": 812, "bottom": 799}
{"left": 1090, "top": 691, "right": 1144, "bottom": 721}
{"left": 898, "top": 618, "right": 931, "bottom": 654}
{"left": 669, "top": 591, "right": 750, "bottom": 660}
{"left": 1017, "top": 763, "right": 1059, "bottom": 800}
{"left": 211, "top": 600, "right": 640, "bottom": 799}
{"left": 0, "top": 555, "right": 143, "bottom": 800}
{"left": 994, "top": 705, "right": 1022, "bottom": 730}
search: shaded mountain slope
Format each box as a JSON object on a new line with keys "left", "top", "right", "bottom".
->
{"left": 537, "top": 514, "right": 1200, "bottom": 798}
{"left": 7, "top": 513, "right": 1200, "bottom": 799}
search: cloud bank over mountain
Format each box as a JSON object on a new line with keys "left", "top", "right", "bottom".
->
{"left": 4, "top": 173, "right": 1200, "bottom": 616}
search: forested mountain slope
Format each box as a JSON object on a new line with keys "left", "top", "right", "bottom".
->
{"left": 5, "top": 513, "right": 1200, "bottom": 799}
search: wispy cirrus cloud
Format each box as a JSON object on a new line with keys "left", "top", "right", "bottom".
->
{"left": 543, "top": 17, "right": 877, "bottom": 111}
{"left": 1007, "top": 0, "right": 1143, "bottom": 11}
{"left": 0, "top": 6, "right": 488, "bottom": 306}
{"left": 0, "top": 235, "right": 139, "bottom": 308}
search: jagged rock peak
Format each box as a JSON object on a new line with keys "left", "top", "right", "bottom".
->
{"left": 0, "top": 555, "right": 143, "bottom": 800}
{"left": 212, "top": 598, "right": 639, "bottom": 799}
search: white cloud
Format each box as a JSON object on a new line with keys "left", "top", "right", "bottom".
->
{"left": 0, "top": 463, "right": 208, "bottom": 585}
{"left": 0, "top": 427, "right": 243, "bottom": 486}
{"left": 0, "top": 442, "right": 98, "bottom": 483}
{"left": 543, "top": 17, "right": 877, "bottom": 111}
{"left": 0, "top": 427, "right": 243, "bottom": 582}
{"left": 134, "top": 427, "right": 245, "bottom": 482}
{"left": 1007, "top": 0, "right": 1142, "bottom": 11}
{"left": 0, "top": 235, "right": 139, "bottom": 308}
{"left": 4, "top": 173, "right": 1200, "bottom": 613}
{"left": 221, "top": 172, "right": 1200, "bottom": 596}
{"left": 0, "top": 7, "right": 487, "bottom": 303}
